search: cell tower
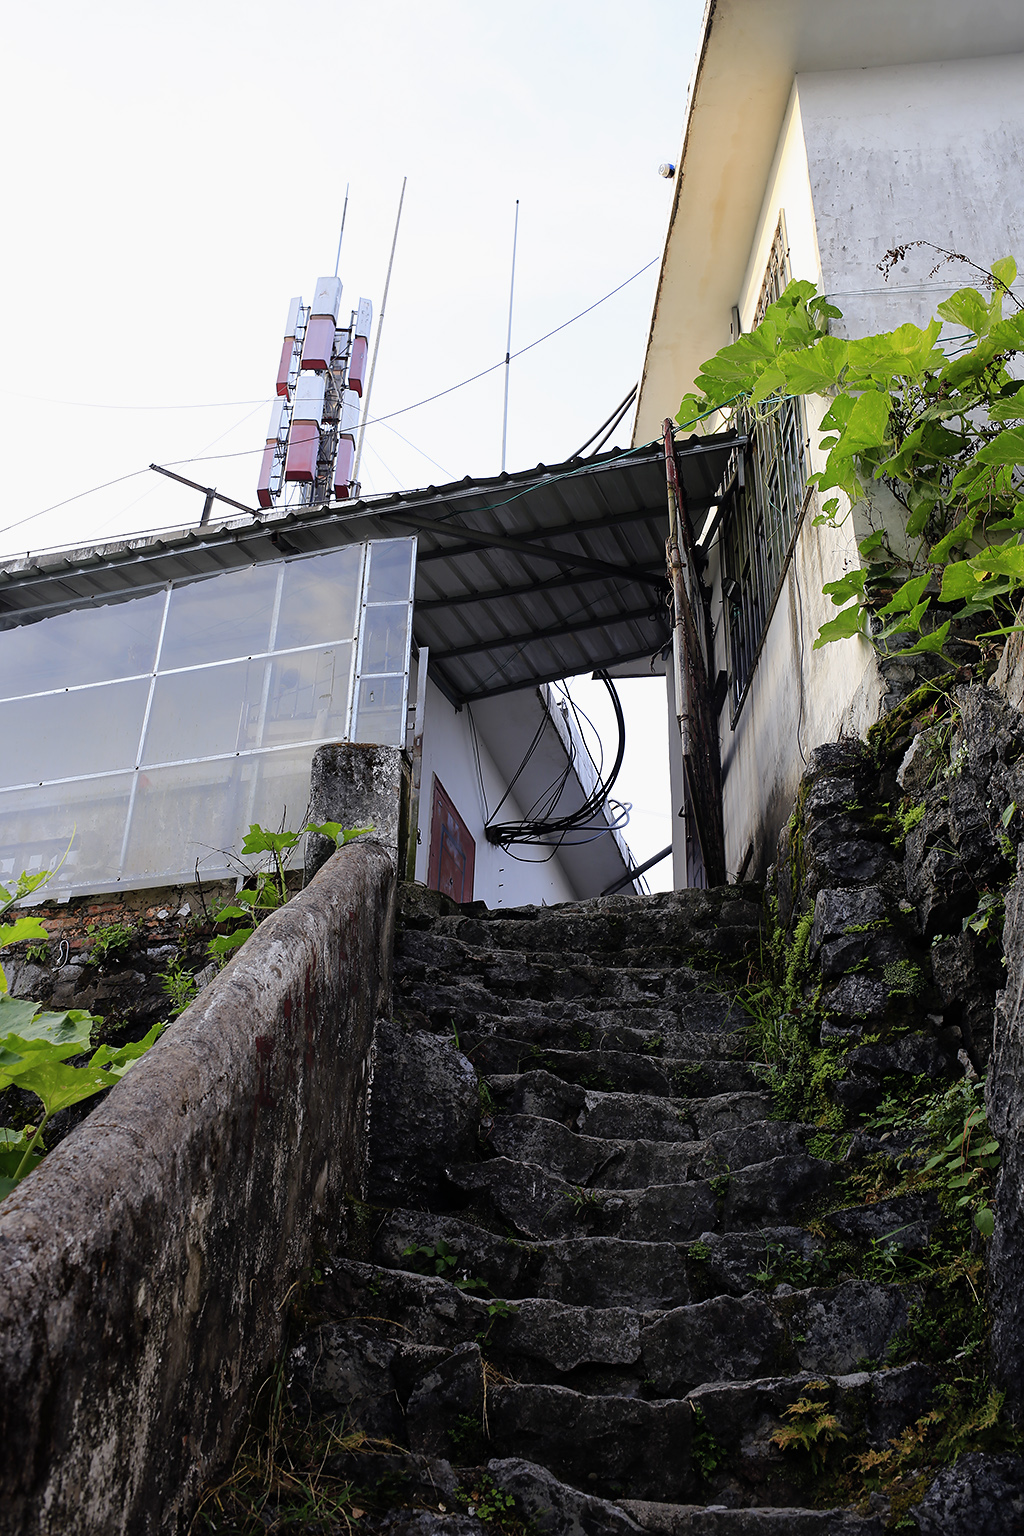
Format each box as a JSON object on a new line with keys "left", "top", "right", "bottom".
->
{"left": 257, "top": 276, "right": 372, "bottom": 510}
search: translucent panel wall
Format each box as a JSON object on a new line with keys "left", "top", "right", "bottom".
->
{"left": 0, "top": 538, "right": 415, "bottom": 898}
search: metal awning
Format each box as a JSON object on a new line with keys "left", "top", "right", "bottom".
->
{"left": 0, "top": 432, "right": 739, "bottom": 705}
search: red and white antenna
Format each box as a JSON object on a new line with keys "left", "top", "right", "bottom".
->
{"left": 257, "top": 223, "right": 373, "bottom": 511}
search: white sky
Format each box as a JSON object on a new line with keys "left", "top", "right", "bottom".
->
{"left": 1, "top": 0, "right": 706, "bottom": 891}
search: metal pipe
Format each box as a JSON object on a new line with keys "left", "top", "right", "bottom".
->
{"left": 601, "top": 843, "right": 672, "bottom": 895}
{"left": 353, "top": 176, "right": 407, "bottom": 488}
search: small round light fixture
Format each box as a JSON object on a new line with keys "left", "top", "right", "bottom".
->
{"left": 658, "top": 162, "right": 676, "bottom": 179}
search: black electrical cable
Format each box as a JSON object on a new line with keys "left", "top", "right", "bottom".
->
{"left": 571, "top": 384, "right": 637, "bottom": 459}
{"left": 485, "top": 671, "right": 627, "bottom": 848}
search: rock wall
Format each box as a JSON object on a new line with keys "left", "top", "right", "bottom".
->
{"left": 771, "top": 671, "right": 1024, "bottom": 1413}
{"left": 0, "top": 839, "right": 397, "bottom": 1536}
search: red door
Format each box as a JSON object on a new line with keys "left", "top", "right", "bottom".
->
{"left": 427, "top": 776, "right": 475, "bottom": 903}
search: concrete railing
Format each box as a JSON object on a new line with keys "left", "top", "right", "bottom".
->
{"left": 0, "top": 838, "right": 397, "bottom": 1535}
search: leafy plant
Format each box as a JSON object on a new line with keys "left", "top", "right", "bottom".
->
{"left": 402, "top": 1238, "right": 489, "bottom": 1293}
{"left": 158, "top": 958, "right": 199, "bottom": 1017}
{"left": 461, "top": 1471, "right": 517, "bottom": 1524}
{"left": 962, "top": 889, "right": 1005, "bottom": 944}
{"left": 84, "top": 919, "right": 136, "bottom": 966}
{"left": 0, "top": 1009, "right": 164, "bottom": 1199}
{"left": 677, "top": 256, "right": 1024, "bottom": 665}
{"left": 208, "top": 820, "right": 372, "bottom": 960}
{"left": 768, "top": 1385, "right": 848, "bottom": 1470}
{"left": 0, "top": 863, "right": 164, "bottom": 1201}
{"left": 691, "top": 1402, "right": 727, "bottom": 1482}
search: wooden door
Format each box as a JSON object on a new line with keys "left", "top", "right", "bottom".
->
{"left": 427, "top": 776, "right": 475, "bottom": 904}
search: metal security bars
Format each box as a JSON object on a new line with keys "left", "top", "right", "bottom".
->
{"left": 722, "top": 218, "right": 808, "bottom": 714}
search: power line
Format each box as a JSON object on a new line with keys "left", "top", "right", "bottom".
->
{"left": 0, "top": 255, "right": 661, "bottom": 543}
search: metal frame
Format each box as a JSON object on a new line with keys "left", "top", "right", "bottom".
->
{"left": 0, "top": 539, "right": 416, "bottom": 897}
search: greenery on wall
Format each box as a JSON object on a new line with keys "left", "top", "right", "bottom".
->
{"left": 676, "top": 254, "right": 1024, "bottom": 664}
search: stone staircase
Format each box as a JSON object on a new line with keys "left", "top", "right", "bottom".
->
{"left": 280, "top": 884, "right": 933, "bottom": 1534}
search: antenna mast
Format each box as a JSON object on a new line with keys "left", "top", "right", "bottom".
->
{"left": 353, "top": 176, "right": 407, "bottom": 487}
{"left": 501, "top": 199, "right": 520, "bottom": 474}
{"left": 333, "top": 184, "right": 350, "bottom": 278}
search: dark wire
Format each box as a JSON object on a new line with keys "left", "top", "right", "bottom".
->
{"left": 485, "top": 671, "right": 627, "bottom": 848}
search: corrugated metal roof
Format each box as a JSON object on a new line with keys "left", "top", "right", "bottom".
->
{"left": 0, "top": 434, "right": 739, "bottom": 705}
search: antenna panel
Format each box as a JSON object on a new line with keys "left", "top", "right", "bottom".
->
{"left": 311, "top": 275, "right": 343, "bottom": 320}
{"left": 292, "top": 374, "right": 326, "bottom": 424}
{"left": 285, "top": 423, "right": 319, "bottom": 482}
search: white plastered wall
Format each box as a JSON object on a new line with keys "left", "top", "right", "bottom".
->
{"left": 414, "top": 680, "right": 577, "bottom": 909}
{"left": 797, "top": 53, "right": 1024, "bottom": 337}
{"left": 712, "top": 83, "right": 882, "bottom": 880}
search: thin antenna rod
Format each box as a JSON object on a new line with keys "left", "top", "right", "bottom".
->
{"left": 501, "top": 199, "right": 520, "bottom": 474}
{"left": 333, "top": 184, "right": 350, "bottom": 278}
{"left": 353, "top": 176, "right": 407, "bottom": 487}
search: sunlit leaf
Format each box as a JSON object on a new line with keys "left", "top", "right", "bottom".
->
{"left": 813, "top": 605, "right": 864, "bottom": 649}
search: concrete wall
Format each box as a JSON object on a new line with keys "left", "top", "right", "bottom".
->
{"left": 707, "top": 82, "right": 884, "bottom": 879}
{"left": 414, "top": 680, "right": 576, "bottom": 908}
{"left": 798, "top": 53, "right": 1024, "bottom": 337}
{"left": 0, "top": 838, "right": 396, "bottom": 1536}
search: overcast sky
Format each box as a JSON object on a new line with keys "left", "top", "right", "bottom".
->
{"left": 1, "top": 0, "right": 706, "bottom": 888}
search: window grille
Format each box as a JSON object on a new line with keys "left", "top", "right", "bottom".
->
{"left": 722, "top": 219, "right": 808, "bottom": 714}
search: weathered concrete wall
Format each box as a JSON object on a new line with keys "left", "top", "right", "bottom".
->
{"left": 0, "top": 838, "right": 397, "bottom": 1536}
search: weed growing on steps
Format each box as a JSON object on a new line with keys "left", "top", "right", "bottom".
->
{"left": 769, "top": 1384, "right": 848, "bottom": 1471}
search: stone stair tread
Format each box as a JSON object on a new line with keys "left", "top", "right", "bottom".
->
{"left": 466, "top": 1041, "right": 761, "bottom": 1097}
{"left": 487, "top": 1072, "right": 771, "bottom": 1143}
{"left": 488, "top": 1113, "right": 814, "bottom": 1190}
{"left": 448, "top": 1151, "right": 830, "bottom": 1242}
{"left": 460, "top": 1014, "right": 742, "bottom": 1058}
{"left": 405, "top": 983, "right": 741, "bottom": 1036}
{"left": 319, "top": 1256, "right": 907, "bottom": 1391}
{"left": 370, "top": 1209, "right": 694, "bottom": 1308}
{"left": 617, "top": 1501, "right": 883, "bottom": 1534}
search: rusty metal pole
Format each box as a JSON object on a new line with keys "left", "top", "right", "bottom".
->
{"left": 663, "top": 419, "right": 691, "bottom": 758}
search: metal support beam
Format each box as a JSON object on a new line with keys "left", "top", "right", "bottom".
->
{"left": 383, "top": 510, "right": 658, "bottom": 585}
{"left": 428, "top": 602, "right": 658, "bottom": 663}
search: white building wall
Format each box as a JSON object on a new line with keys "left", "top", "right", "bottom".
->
{"left": 709, "top": 83, "right": 882, "bottom": 879}
{"left": 707, "top": 55, "right": 1024, "bottom": 878}
{"left": 797, "top": 53, "right": 1024, "bottom": 337}
{"left": 414, "top": 680, "right": 577, "bottom": 909}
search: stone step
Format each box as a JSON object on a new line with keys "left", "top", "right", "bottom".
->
{"left": 685, "top": 1362, "right": 938, "bottom": 1507}
{"left": 466, "top": 1041, "right": 761, "bottom": 1098}
{"left": 403, "top": 982, "right": 741, "bottom": 1040}
{"left": 617, "top": 1503, "right": 883, "bottom": 1534}
{"left": 457, "top": 1012, "right": 742, "bottom": 1060}
{"left": 487, "top": 1114, "right": 814, "bottom": 1190}
{"left": 409, "top": 885, "right": 763, "bottom": 963}
{"left": 447, "top": 1152, "right": 832, "bottom": 1242}
{"left": 394, "top": 941, "right": 740, "bottom": 1011}
{"left": 489, "top": 1071, "right": 771, "bottom": 1142}
{"left": 368, "top": 1209, "right": 694, "bottom": 1309}
{"left": 319, "top": 1259, "right": 908, "bottom": 1392}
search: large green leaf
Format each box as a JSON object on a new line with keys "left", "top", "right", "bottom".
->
{"left": 937, "top": 287, "right": 993, "bottom": 336}
{"left": 877, "top": 573, "right": 930, "bottom": 616}
{"left": 840, "top": 389, "right": 892, "bottom": 454}
{"left": 0, "top": 1002, "right": 93, "bottom": 1052}
{"left": 9, "top": 1056, "right": 116, "bottom": 1118}
{"left": 814, "top": 605, "right": 864, "bottom": 649}
{"left": 0, "top": 916, "right": 49, "bottom": 952}
{"left": 90, "top": 1022, "right": 165, "bottom": 1081}
{"left": 973, "top": 426, "right": 1024, "bottom": 468}
{"left": 970, "top": 543, "right": 1024, "bottom": 578}
{"left": 940, "top": 561, "right": 986, "bottom": 602}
